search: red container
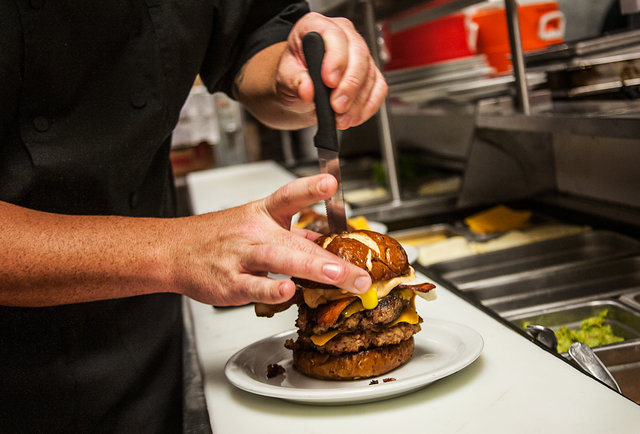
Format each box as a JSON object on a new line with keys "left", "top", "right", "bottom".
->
{"left": 382, "top": 10, "right": 478, "bottom": 71}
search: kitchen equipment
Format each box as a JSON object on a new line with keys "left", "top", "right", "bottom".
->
{"left": 594, "top": 340, "right": 640, "bottom": 404}
{"left": 545, "top": 51, "right": 640, "bottom": 99}
{"left": 568, "top": 342, "right": 621, "bottom": 393}
{"left": 302, "top": 32, "right": 347, "bottom": 233}
{"left": 463, "top": 256, "right": 640, "bottom": 314}
{"left": 620, "top": 290, "right": 640, "bottom": 312}
{"left": 382, "top": 9, "right": 479, "bottom": 71}
{"left": 508, "top": 300, "right": 640, "bottom": 345}
{"left": 425, "top": 230, "right": 640, "bottom": 291}
{"left": 471, "top": 0, "right": 565, "bottom": 73}
{"left": 525, "top": 324, "right": 557, "bottom": 351}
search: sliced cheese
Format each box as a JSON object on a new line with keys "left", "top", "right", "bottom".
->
{"left": 418, "top": 236, "right": 473, "bottom": 266}
{"left": 347, "top": 216, "right": 371, "bottom": 231}
{"left": 387, "top": 294, "right": 419, "bottom": 327}
{"left": 310, "top": 330, "right": 341, "bottom": 346}
{"left": 464, "top": 204, "right": 532, "bottom": 234}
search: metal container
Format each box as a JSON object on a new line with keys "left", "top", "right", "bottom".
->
{"left": 425, "top": 230, "right": 640, "bottom": 290}
{"left": 594, "top": 340, "right": 640, "bottom": 404}
{"left": 463, "top": 255, "right": 640, "bottom": 314}
{"left": 620, "top": 290, "right": 640, "bottom": 312}
{"left": 507, "top": 300, "right": 640, "bottom": 342}
{"left": 507, "top": 300, "right": 640, "bottom": 404}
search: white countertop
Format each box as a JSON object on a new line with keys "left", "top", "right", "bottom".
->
{"left": 189, "top": 274, "right": 640, "bottom": 434}
{"left": 186, "top": 162, "right": 639, "bottom": 433}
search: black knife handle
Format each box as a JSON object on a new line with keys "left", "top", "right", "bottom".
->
{"left": 302, "top": 32, "right": 339, "bottom": 153}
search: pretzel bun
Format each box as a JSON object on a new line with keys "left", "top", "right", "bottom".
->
{"left": 294, "top": 230, "right": 410, "bottom": 290}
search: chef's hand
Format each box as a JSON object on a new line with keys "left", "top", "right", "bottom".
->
{"left": 277, "top": 12, "right": 388, "bottom": 130}
{"left": 172, "top": 174, "right": 372, "bottom": 306}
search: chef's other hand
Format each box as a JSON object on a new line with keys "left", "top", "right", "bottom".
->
{"left": 171, "top": 174, "right": 372, "bottom": 306}
{"left": 277, "top": 12, "right": 388, "bottom": 130}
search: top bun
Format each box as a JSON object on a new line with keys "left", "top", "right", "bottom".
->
{"left": 294, "top": 230, "right": 409, "bottom": 289}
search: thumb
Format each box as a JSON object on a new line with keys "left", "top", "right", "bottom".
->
{"left": 276, "top": 49, "right": 314, "bottom": 105}
{"left": 263, "top": 174, "right": 336, "bottom": 226}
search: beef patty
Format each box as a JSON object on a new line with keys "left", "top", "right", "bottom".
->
{"left": 286, "top": 322, "right": 421, "bottom": 355}
{"left": 296, "top": 295, "right": 409, "bottom": 335}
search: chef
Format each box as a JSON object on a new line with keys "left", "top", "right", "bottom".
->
{"left": 0, "top": 1, "right": 386, "bottom": 432}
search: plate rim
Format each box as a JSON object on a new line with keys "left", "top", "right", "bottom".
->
{"left": 224, "top": 318, "right": 483, "bottom": 404}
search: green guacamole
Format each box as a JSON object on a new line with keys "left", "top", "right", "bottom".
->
{"left": 554, "top": 309, "right": 624, "bottom": 353}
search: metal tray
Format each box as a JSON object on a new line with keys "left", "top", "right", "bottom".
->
{"left": 507, "top": 300, "right": 640, "bottom": 343}
{"left": 464, "top": 256, "right": 640, "bottom": 315}
{"left": 620, "top": 291, "right": 640, "bottom": 312}
{"left": 594, "top": 340, "right": 640, "bottom": 404}
{"left": 426, "top": 231, "right": 640, "bottom": 290}
{"left": 507, "top": 300, "right": 640, "bottom": 404}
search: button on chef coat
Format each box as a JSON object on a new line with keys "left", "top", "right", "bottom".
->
{"left": 0, "top": 1, "right": 308, "bottom": 432}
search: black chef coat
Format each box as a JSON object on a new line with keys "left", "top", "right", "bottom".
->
{"left": 0, "top": 1, "right": 308, "bottom": 432}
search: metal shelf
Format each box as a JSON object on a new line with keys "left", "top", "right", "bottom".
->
{"left": 319, "top": 0, "right": 483, "bottom": 22}
{"left": 477, "top": 96, "right": 640, "bottom": 140}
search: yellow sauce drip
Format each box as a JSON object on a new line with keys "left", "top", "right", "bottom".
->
{"left": 358, "top": 286, "right": 379, "bottom": 309}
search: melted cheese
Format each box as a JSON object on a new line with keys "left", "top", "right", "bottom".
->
{"left": 387, "top": 294, "right": 419, "bottom": 327}
{"left": 342, "top": 299, "right": 365, "bottom": 318}
{"left": 310, "top": 295, "right": 420, "bottom": 346}
{"left": 301, "top": 267, "right": 416, "bottom": 309}
{"left": 310, "top": 330, "right": 341, "bottom": 346}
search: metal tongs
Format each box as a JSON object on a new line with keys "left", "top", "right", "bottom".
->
{"left": 526, "top": 324, "right": 621, "bottom": 393}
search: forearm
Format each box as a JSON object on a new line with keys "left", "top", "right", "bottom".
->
{"left": 0, "top": 201, "right": 176, "bottom": 307}
{"left": 233, "top": 42, "right": 315, "bottom": 130}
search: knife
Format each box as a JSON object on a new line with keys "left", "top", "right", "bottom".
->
{"left": 302, "top": 32, "right": 348, "bottom": 234}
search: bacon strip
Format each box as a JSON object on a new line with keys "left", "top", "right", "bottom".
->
{"left": 315, "top": 296, "right": 358, "bottom": 327}
{"left": 398, "top": 282, "right": 436, "bottom": 293}
{"left": 254, "top": 290, "right": 304, "bottom": 318}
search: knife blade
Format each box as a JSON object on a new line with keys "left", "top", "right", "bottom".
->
{"left": 302, "top": 32, "right": 348, "bottom": 234}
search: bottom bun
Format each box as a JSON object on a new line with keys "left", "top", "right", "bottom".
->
{"left": 292, "top": 337, "right": 414, "bottom": 380}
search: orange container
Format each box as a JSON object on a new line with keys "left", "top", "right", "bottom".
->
{"left": 471, "top": 1, "right": 565, "bottom": 73}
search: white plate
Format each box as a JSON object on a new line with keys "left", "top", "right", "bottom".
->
{"left": 224, "top": 318, "right": 483, "bottom": 405}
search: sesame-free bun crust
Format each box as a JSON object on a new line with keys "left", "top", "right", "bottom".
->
{"left": 291, "top": 337, "right": 414, "bottom": 380}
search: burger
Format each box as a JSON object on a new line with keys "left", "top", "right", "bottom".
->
{"left": 255, "top": 230, "right": 436, "bottom": 381}
{"left": 294, "top": 207, "right": 363, "bottom": 234}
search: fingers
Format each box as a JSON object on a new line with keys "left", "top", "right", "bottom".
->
{"left": 238, "top": 275, "right": 297, "bottom": 305}
{"left": 177, "top": 174, "right": 374, "bottom": 307}
{"left": 263, "top": 174, "right": 336, "bottom": 227}
{"left": 242, "top": 241, "right": 372, "bottom": 299}
{"left": 287, "top": 13, "right": 388, "bottom": 129}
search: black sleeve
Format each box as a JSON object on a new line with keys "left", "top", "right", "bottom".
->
{"left": 199, "top": 0, "right": 309, "bottom": 96}
{"left": 0, "top": 0, "right": 22, "bottom": 141}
